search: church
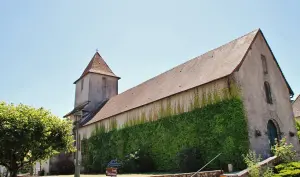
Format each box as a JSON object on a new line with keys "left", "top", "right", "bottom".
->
{"left": 64, "top": 29, "right": 300, "bottom": 168}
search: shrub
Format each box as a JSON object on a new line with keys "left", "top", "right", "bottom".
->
{"left": 54, "top": 158, "right": 75, "bottom": 175}
{"left": 176, "top": 147, "right": 203, "bottom": 173}
{"left": 137, "top": 150, "right": 155, "bottom": 173}
{"left": 243, "top": 151, "right": 261, "bottom": 177}
{"left": 19, "top": 164, "right": 31, "bottom": 174}
{"left": 243, "top": 151, "right": 273, "bottom": 177}
{"left": 272, "top": 137, "right": 296, "bottom": 163}
{"left": 261, "top": 167, "right": 274, "bottom": 177}
{"left": 274, "top": 162, "right": 300, "bottom": 177}
{"left": 38, "top": 169, "right": 45, "bottom": 176}
{"left": 121, "top": 149, "right": 154, "bottom": 173}
{"left": 122, "top": 150, "right": 139, "bottom": 173}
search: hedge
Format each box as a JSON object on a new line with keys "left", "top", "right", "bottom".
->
{"left": 82, "top": 97, "right": 249, "bottom": 173}
{"left": 274, "top": 162, "right": 300, "bottom": 177}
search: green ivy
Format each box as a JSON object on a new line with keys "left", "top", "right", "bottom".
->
{"left": 82, "top": 98, "right": 249, "bottom": 173}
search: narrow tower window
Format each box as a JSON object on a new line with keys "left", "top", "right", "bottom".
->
{"left": 264, "top": 81, "right": 273, "bottom": 104}
{"left": 102, "top": 77, "right": 107, "bottom": 98}
{"left": 81, "top": 78, "right": 84, "bottom": 91}
{"left": 261, "top": 55, "right": 268, "bottom": 74}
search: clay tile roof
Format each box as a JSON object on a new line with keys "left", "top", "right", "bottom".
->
{"left": 293, "top": 95, "right": 300, "bottom": 118}
{"left": 83, "top": 29, "right": 293, "bottom": 126}
{"left": 74, "top": 52, "right": 119, "bottom": 84}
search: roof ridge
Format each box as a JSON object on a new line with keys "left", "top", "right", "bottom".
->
{"left": 83, "top": 28, "right": 260, "bottom": 126}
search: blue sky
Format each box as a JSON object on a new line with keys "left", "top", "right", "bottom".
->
{"left": 1, "top": 1, "right": 299, "bottom": 117}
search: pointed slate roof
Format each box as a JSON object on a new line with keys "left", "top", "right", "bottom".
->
{"left": 83, "top": 29, "right": 293, "bottom": 126}
{"left": 293, "top": 95, "right": 300, "bottom": 118}
{"left": 74, "top": 52, "right": 119, "bottom": 84}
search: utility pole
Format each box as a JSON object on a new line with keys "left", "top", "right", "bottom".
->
{"left": 67, "top": 101, "right": 89, "bottom": 177}
{"left": 74, "top": 113, "right": 81, "bottom": 177}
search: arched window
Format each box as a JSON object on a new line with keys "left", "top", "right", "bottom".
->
{"left": 264, "top": 81, "right": 273, "bottom": 104}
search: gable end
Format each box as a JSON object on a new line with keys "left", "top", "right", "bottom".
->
{"left": 233, "top": 29, "right": 293, "bottom": 96}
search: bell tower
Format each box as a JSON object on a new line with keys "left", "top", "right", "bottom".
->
{"left": 73, "top": 51, "right": 120, "bottom": 111}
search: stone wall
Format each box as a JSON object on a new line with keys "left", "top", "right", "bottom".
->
{"left": 75, "top": 74, "right": 91, "bottom": 107}
{"left": 221, "top": 156, "right": 277, "bottom": 177}
{"left": 74, "top": 73, "right": 119, "bottom": 111}
{"left": 234, "top": 32, "right": 300, "bottom": 157}
{"left": 79, "top": 77, "right": 229, "bottom": 137}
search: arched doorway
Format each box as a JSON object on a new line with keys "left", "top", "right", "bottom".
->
{"left": 267, "top": 119, "right": 280, "bottom": 148}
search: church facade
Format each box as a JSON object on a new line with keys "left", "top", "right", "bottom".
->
{"left": 65, "top": 29, "right": 300, "bottom": 166}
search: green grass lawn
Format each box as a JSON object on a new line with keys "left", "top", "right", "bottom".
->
{"left": 45, "top": 174, "right": 169, "bottom": 177}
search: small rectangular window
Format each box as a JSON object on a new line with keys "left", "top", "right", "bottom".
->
{"left": 261, "top": 55, "right": 268, "bottom": 74}
{"left": 81, "top": 79, "right": 84, "bottom": 91}
{"left": 102, "top": 77, "right": 107, "bottom": 98}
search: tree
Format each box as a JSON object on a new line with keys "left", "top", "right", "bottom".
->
{"left": 0, "top": 102, "right": 74, "bottom": 177}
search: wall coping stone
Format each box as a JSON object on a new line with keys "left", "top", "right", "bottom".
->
{"left": 149, "top": 170, "right": 223, "bottom": 177}
{"left": 221, "top": 156, "right": 278, "bottom": 177}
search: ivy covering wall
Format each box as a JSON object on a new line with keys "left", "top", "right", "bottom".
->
{"left": 82, "top": 88, "right": 249, "bottom": 173}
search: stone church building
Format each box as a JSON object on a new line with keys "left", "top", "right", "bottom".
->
{"left": 65, "top": 29, "right": 300, "bottom": 166}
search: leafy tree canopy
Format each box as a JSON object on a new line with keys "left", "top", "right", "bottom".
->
{"left": 0, "top": 102, "right": 74, "bottom": 177}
